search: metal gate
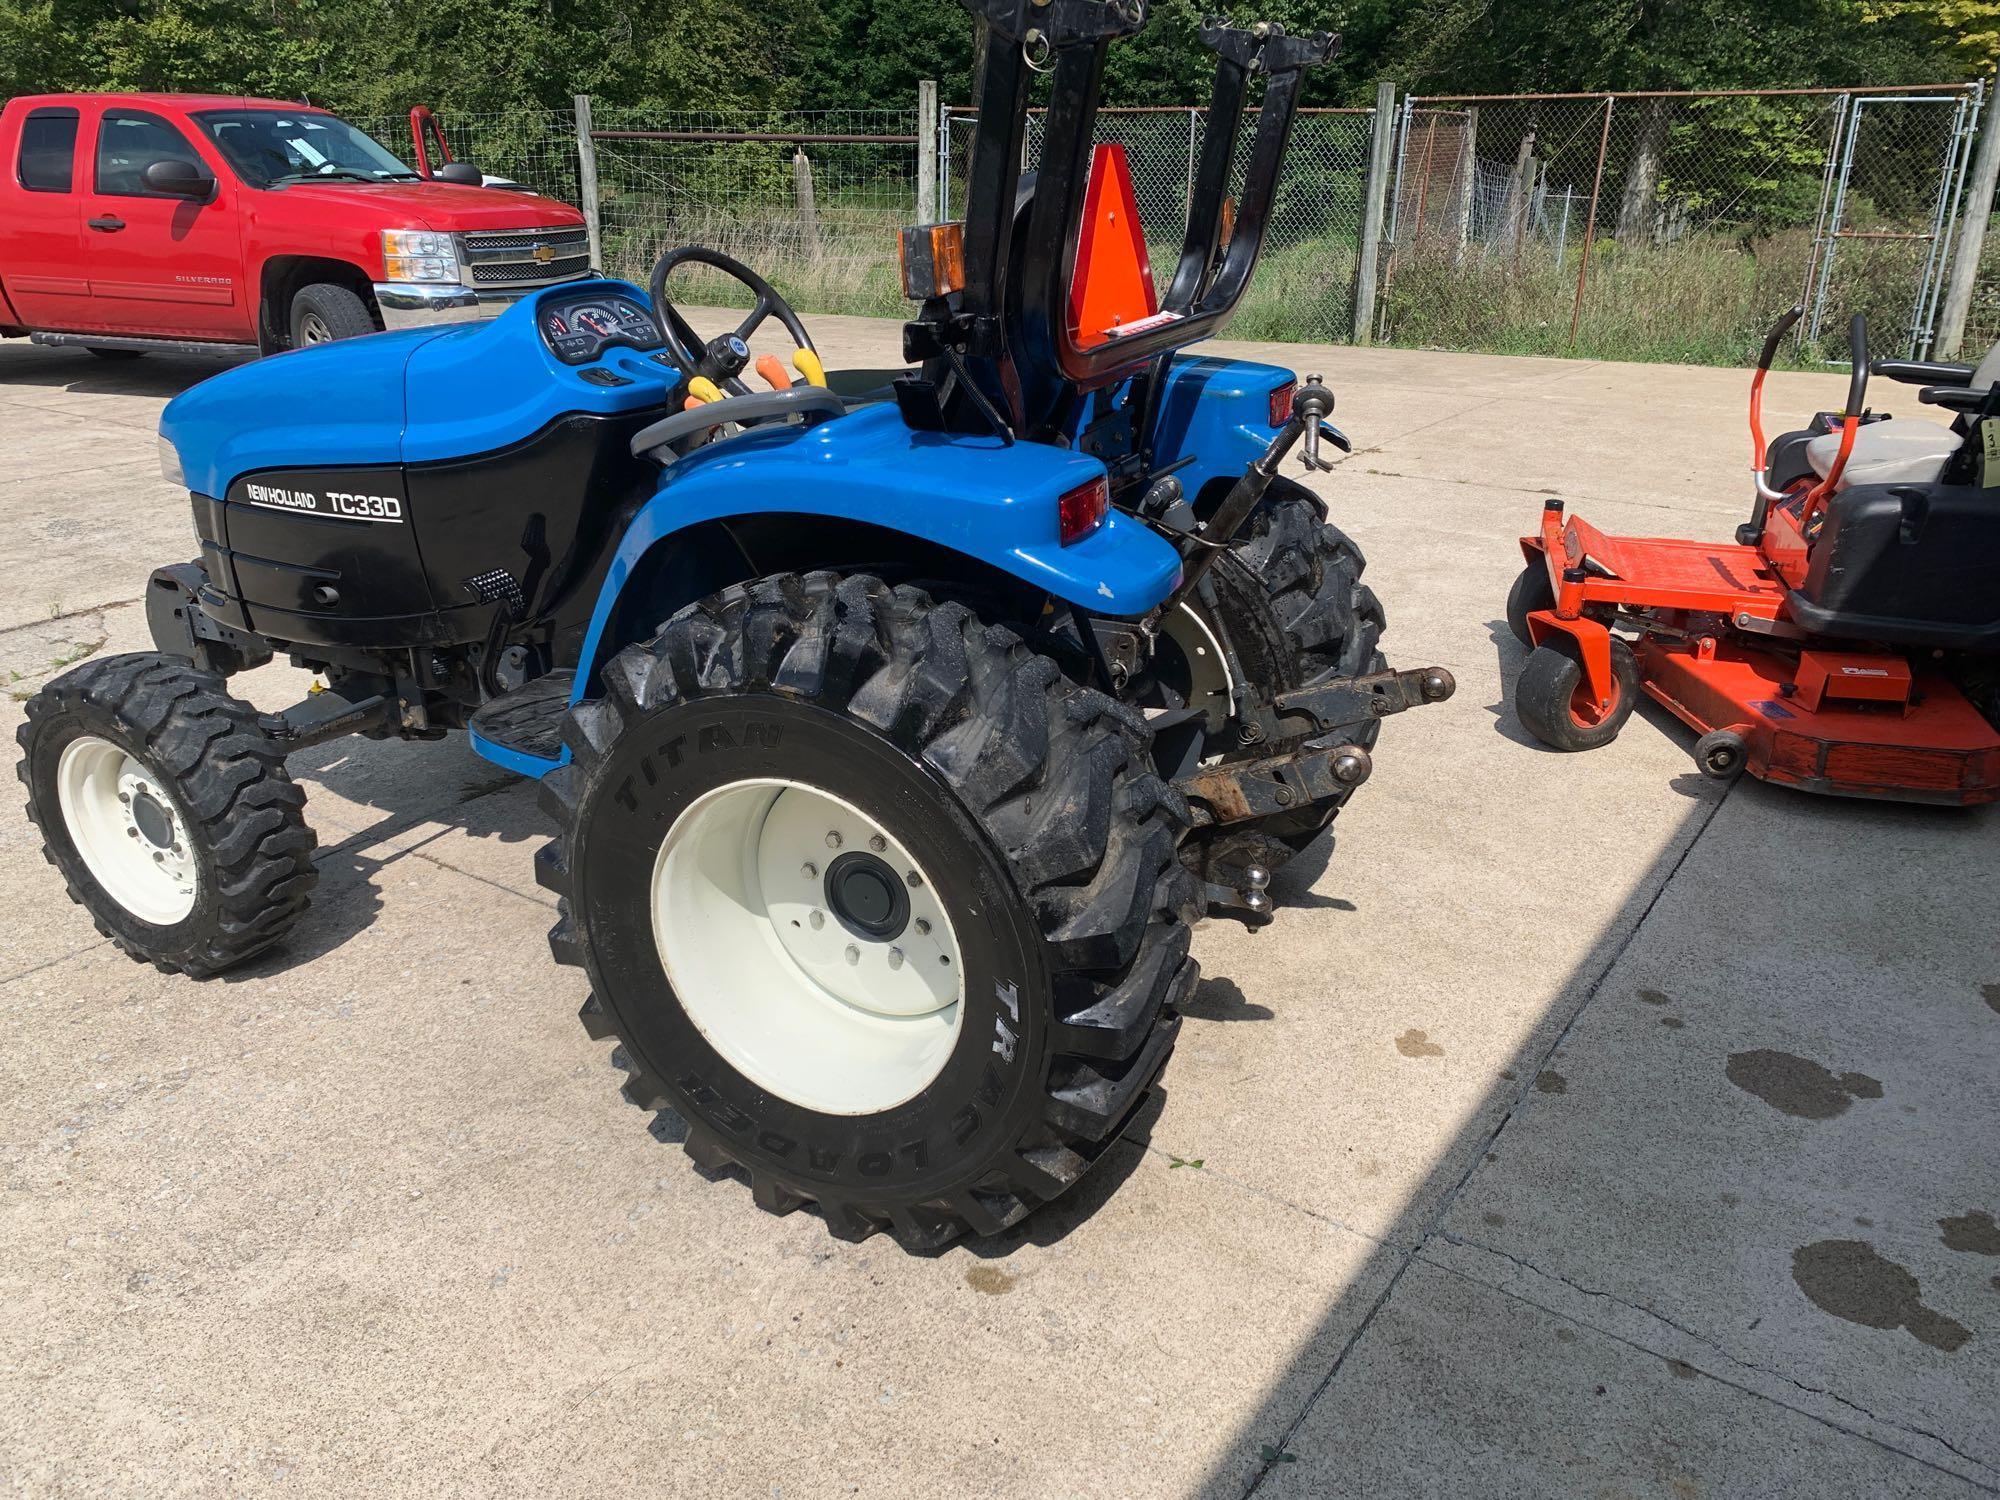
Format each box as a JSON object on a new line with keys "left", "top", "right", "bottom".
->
{"left": 1804, "top": 89, "right": 1984, "bottom": 361}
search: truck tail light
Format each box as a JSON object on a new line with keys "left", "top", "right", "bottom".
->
{"left": 1058, "top": 476, "right": 1109, "bottom": 547}
{"left": 1268, "top": 379, "right": 1296, "bottom": 428}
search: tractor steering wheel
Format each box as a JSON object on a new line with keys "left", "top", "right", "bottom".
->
{"left": 649, "top": 246, "right": 819, "bottom": 398}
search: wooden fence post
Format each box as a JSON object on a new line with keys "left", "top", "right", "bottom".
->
{"left": 573, "top": 94, "right": 603, "bottom": 272}
{"left": 1353, "top": 80, "right": 1398, "bottom": 344}
{"left": 1569, "top": 96, "right": 1615, "bottom": 348}
{"left": 916, "top": 79, "right": 939, "bottom": 224}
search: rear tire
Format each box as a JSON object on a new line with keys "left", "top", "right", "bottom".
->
{"left": 289, "top": 283, "right": 376, "bottom": 347}
{"left": 16, "top": 654, "right": 318, "bottom": 976}
{"left": 1175, "top": 479, "right": 1386, "bottom": 890}
{"left": 1514, "top": 635, "right": 1640, "bottom": 751}
{"left": 538, "top": 573, "right": 1200, "bottom": 1252}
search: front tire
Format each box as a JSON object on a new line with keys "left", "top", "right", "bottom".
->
{"left": 1514, "top": 635, "right": 1640, "bottom": 751}
{"left": 538, "top": 573, "right": 1200, "bottom": 1251}
{"left": 16, "top": 655, "right": 318, "bottom": 975}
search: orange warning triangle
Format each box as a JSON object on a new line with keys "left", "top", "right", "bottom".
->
{"left": 1069, "top": 143, "right": 1159, "bottom": 349}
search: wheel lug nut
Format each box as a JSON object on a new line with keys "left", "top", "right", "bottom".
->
{"left": 906, "top": 870, "right": 922, "bottom": 888}
{"left": 118, "top": 792, "right": 131, "bottom": 805}
{"left": 868, "top": 834, "right": 887, "bottom": 853}
{"left": 887, "top": 947, "right": 904, "bottom": 970}
{"left": 825, "top": 831, "right": 843, "bottom": 849}
{"left": 126, "top": 827, "right": 139, "bottom": 839}
{"left": 801, "top": 861, "right": 817, "bottom": 879}
{"left": 844, "top": 945, "right": 860, "bottom": 965}
{"left": 809, "top": 909, "right": 825, "bottom": 930}
{"left": 914, "top": 918, "right": 930, "bottom": 935}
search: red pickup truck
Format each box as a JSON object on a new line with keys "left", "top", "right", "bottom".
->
{"left": 0, "top": 93, "right": 591, "bottom": 357}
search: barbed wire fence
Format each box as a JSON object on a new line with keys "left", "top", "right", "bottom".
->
{"left": 356, "top": 80, "right": 1992, "bottom": 366}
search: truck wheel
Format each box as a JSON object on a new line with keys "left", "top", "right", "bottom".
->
{"left": 289, "top": 283, "right": 376, "bottom": 346}
{"left": 539, "top": 573, "right": 1200, "bottom": 1251}
{"left": 1514, "top": 636, "right": 1641, "bottom": 751}
{"left": 1172, "top": 478, "right": 1386, "bottom": 892}
{"left": 15, "top": 654, "right": 318, "bottom": 976}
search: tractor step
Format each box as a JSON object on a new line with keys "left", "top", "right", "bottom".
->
{"left": 468, "top": 671, "right": 574, "bottom": 767}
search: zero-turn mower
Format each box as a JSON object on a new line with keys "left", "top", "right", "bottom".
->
{"left": 1508, "top": 308, "right": 2000, "bottom": 805}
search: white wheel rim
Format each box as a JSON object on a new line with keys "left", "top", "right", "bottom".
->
{"left": 55, "top": 736, "right": 199, "bottom": 926}
{"left": 651, "top": 778, "right": 965, "bottom": 1116}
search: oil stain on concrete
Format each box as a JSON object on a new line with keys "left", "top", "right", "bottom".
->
{"left": 1791, "top": 1240, "right": 1971, "bottom": 1352}
{"left": 1534, "top": 1070, "right": 1567, "bottom": 1095}
{"left": 1725, "top": 1049, "right": 1882, "bottom": 1120}
{"left": 1982, "top": 982, "right": 1999, "bottom": 1015}
{"left": 1939, "top": 1210, "right": 2000, "bottom": 1256}
{"left": 965, "top": 1266, "right": 1019, "bottom": 1296}
{"left": 1395, "top": 1028, "right": 1444, "bottom": 1058}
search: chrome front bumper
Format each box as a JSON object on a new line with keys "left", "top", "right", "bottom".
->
{"left": 373, "top": 281, "right": 581, "bottom": 331}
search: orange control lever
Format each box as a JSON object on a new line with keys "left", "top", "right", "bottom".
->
{"left": 755, "top": 354, "right": 791, "bottom": 391}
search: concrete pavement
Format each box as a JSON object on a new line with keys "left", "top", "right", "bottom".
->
{"left": 1, "top": 321, "right": 1993, "bottom": 1498}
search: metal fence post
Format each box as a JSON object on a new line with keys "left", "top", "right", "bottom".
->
{"left": 573, "top": 94, "right": 604, "bottom": 271}
{"left": 916, "top": 79, "right": 939, "bottom": 223}
{"left": 1568, "top": 95, "right": 1615, "bottom": 348}
{"left": 1352, "top": 80, "right": 1397, "bottom": 343}
{"left": 1938, "top": 79, "right": 1998, "bottom": 358}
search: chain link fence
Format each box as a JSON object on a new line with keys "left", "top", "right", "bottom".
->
{"left": 1376, "top": 86, "right": 1983, "bottom": 365}
{"left": 943, "top": 106, "right": 1375, "bottom": 342}
{"left": 341, "top": 86, "right": 1988, "bottom": 366}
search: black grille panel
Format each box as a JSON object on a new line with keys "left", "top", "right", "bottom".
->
{"left": 470, "top": 254, "right": 591, "bottom": 286}
{"left": 463, "top": 228, "right": 588, "bottom": 254}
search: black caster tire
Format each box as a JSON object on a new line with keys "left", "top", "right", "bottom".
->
{"left": 1172, "top": 478, "right": 1387, "bottom": 892}
{"left": 1506, "top": 560, "right": 1555, "bottom": 648}
{"left": 538, "top": 573, "right": 1201, "bottom": 1252}
{"left": 1693, "top": 728, "right": 1747, "bottom": 780}
{"left": 16, "top": 654, "right": 318, "bottom": 976}
{"left": 1514, "top": 635, "right": 1641, "bottom": 752}
{"left": 289, "top": 283, "right": 377, "bottom": 346}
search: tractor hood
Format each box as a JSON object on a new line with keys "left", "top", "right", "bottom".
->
{"left": 268, "top": 178, "right": 582, "bottom": 232}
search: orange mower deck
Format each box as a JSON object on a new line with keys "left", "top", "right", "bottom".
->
{"left": 1519, "top": 500, "right": 2000, "bottom": 807}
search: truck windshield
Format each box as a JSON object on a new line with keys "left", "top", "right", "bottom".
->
{"left": 192, "top": 110, "right": 421, "bottom": 187}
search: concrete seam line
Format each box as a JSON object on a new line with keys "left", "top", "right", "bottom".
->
{"left": 0, "top": 940, "right": 113, "bottom": 990}
{"left": 1426, "top": 1234, "right": 2000, "bottom": 1489}
{"left": 1136, "top": 1143, "right": 1394, "bottom": 1248}
{"left": 1241, "top": 779, "right": 1735, "bottom": 1498}
{"left": 0, "top": 598, "right": 139, "bottom": 641}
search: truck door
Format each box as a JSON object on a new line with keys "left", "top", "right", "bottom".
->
{"left": 83, "top": 107, "right": 251, "bottom": 340}
{"left": 4, "top": 104, "right": 92, "bottom": 329}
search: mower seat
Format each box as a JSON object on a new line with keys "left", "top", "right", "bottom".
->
{"left": 1805, "top": 418, "right": 1960, "bottom": 491}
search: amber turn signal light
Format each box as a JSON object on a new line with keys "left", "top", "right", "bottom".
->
{"left": 899, "top": 222, "right": 967, "bottom": 300}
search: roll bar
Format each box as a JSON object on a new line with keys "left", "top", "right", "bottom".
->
{"left": 904, "top": 0, "right": 1338, "bottom": 441}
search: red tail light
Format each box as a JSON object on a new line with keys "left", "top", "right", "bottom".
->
{"left": 1268, "top": 379, "right": 1296, "bottom": 428}
{"left": 1058, "top": 475, "right": 1110, "bottom": 547}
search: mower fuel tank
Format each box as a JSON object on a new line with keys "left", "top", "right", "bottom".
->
{"left": 1791, "top": 480, "right": 2000, "bottom": 650}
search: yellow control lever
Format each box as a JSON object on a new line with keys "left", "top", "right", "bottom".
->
{"left": 755, "top": 354, "right": 791, "bottom": 392}
{"left": 686, "top": 376, "right": 725, "bottom": 405}
{"left": 791, "top": 349, "right": 827, "bottom": 389}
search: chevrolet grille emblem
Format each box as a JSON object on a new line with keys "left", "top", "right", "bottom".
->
{"left": 533, "top": 245, "right": 555, "bottom": 264}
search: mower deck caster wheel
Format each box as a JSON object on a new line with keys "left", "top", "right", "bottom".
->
{"left": 1693, "top": 728, "right": 1747, "bottom": 780}
{"left": 1505, "top": 562, "right": 1555, "bottom": 648}
{"left": 1514, "top": 636, "right": 1640, "bottom": 752}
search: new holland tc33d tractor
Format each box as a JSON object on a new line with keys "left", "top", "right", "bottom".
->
{"left": 17, "top": 0, "right": 1454, "bottom": 1249}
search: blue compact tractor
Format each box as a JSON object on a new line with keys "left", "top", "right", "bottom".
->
{"left": 17, "top": 0, "right": 1453, "bottom": 1248}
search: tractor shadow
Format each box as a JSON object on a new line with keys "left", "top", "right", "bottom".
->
{"left": 222, "top": 731, "right": 549, "bottom": 978}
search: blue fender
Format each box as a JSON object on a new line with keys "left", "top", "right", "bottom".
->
{"left": 1147, "top": 355, "right": 1295, "bottom": 497}
{"left": 566, "top": 401, "right": 1183, "bottom": 703}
